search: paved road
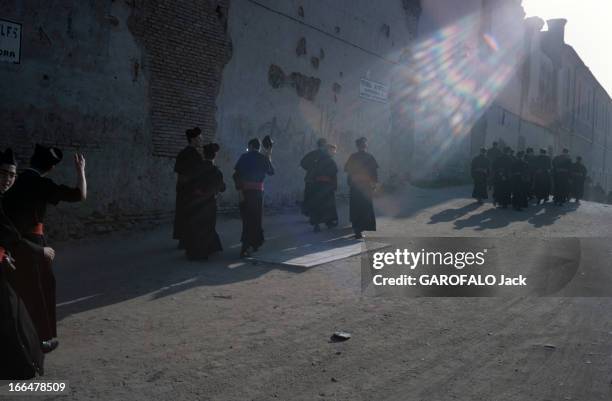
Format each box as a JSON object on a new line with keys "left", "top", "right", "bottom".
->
{"left": 27, "top": 186, "right": 612, "bottom": 400}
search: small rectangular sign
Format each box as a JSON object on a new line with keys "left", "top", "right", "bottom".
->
{"left": 359, "top": 78, "right": 388, "bottom": 104}
{"left": 0, "top": 19, "right": 22, "bottom": 64}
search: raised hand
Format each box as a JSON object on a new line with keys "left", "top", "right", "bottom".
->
{"left": 74, "top": 153, "right": 86, "bottom": 173}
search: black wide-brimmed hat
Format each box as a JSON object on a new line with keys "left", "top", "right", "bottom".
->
{"left": 262, "top": 135, "right": 274, "bottom": 149}
{"left": 186, "top": 126, "right": 202, "bottom": 139}
{"left": 33, "top": 144, "right": 63, "bottom": 166}
{"left": 356, "top": 137, "right": 367, "bottom": 147}
{"left": 0, "top": 148, "right": 17, "bottom": 167}
{"left": 203, "top": 142, "right": 220, "bottom": 159}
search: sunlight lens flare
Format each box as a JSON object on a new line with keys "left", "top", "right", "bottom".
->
{"left": 401, "top": 12, "right": 525, "bottom": 176}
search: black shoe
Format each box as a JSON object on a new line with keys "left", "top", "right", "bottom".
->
{"left": 240, "top": 247, "right": 251, "bottom": 258}
{"left": 42, "top": 339, "right": 59, "bottom": 354}
{"left": 326, "top": 220, "right": 338, "bottom": 228}
{"left": 354, "top": 232, "right": 363, "bottom": 239}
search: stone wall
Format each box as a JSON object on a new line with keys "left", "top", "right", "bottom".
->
{"left": 0, "top": 0, "right": 420, "bottom": 239}
{"left": 0, "top": 0, "right": 232, "bottom": 239}
{"left": 215, "top": 0, "right": 421, "bottom": 206}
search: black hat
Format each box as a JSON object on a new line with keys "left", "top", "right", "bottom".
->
{"left": 186, "top": 127, "right": 202, "bottom": 140}
{"left": 540, "top": 148, "right": 546, "bottom": 154}
{"left": 316, "top": 137, "right": 327, "bottom": 147}
{"left": 32, "top": 144, "right": 63, "bottom": 168}
{"left": 0, "top": 148, "right": 17, "bottom": 167}
{"left": 248, "top": 138, "right": 261, "bottom": 150}
{"left": 203, "top": 142, "right": 220, "bottom": 159}
{"left": 356, "top": 137, "right": 367, "bottom": 147}
{"left": 262, "top": 135, "right": 274, "bottom": 149}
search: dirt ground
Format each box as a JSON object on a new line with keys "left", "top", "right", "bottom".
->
{"left": 12, "top": 185, "right": 612, "bottom": 400}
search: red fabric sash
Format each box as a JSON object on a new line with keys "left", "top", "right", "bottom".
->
{"left": 351, "top": 174, "right": 373, "bottom": 182}
{"left": 0, "top": 246, "right": 6, "bottom": 262}
{"left": 32, "top": 223, "right": 44, "bottom": 235}
{"left": 242, "top": 182, "right": 264, "bottom": 191}
{"left": 315, "top": 176, "right": 334, "bottom": 183}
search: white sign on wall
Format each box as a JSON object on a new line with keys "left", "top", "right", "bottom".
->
{"left": 359, "top": 78, "right": 389, "bottom": 104}
{"left": 0, "top": 19, "right": 22, "bottom": 64}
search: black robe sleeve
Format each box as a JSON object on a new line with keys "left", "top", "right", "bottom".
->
{"left": 43, "top": 178, "right": 82, "bottom": 205}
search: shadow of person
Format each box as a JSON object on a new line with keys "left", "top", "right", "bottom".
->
{"left": 453, "top": 204, "right": 535, "bottom": 231}
{"left": 528, "top": 201, "right": 577, "bottom": 228}
{"left": 428, "top": 202, "right": 482, "bottom": 225}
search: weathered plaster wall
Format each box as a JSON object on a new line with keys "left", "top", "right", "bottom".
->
{"left": 0, "top": 0, "right": 232, "bottom": 238}
{"left": 1, "top": 0, "right": 420, "bottom": 238}
{"left": 215, "top": 0, "right": 420, "bottom": 205}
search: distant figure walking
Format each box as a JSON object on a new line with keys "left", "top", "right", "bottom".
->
{"left": 552, "top": 148, "right": 572, "bottom": 206}
{"left": 345, "top": 137, "right": 378, "bottom": 239}
{"left": 173, "top": 127, "right": 203, "bottom": 249}
{"left": 510, "top": 151, "right": 529, "bottom": 211}
{"left": 309, "top": 144, "right": 339, "bottom": 232}
{"left": 233, "top": 137, "right": 274, "bottom": 258}
{"left": 533, "top": 148, "right": 552, "bottom": 204}
{"left": 471, "top": 148, "right": 490, "bottom": 204}
{"left": 525, "top": 147, "right": 536, "bottom": 200}
{"left": 570, "top": 156, "right": 587, "bottom": 204}
{"left": 492, "top": 147, "right": 513, "bottom": 208}
{"left": 486, "top": 142, "right": 503, "bottom": 189}
{"left": 300, "top": 138, "right": 327, "bottom": 218}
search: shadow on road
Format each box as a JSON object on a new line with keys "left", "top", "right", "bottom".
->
{"left": 449, "top": 201, "right": 579, "bottom": 231}
{"left": 428, "top": 202, "right": 482, "bottom": 224}
{"left": 54, "top": 214, "right": 354, "bottom": 321}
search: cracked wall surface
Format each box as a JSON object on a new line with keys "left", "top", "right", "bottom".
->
{"left": 216, "top": 0, "right": 421, "bottom": 206}
{"left": 0, "top": 0, "right": 233, "bottom": 239}
{"left": 0, "top": 0, "right": 420, "bottom": 237}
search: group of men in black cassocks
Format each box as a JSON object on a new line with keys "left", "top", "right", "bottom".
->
{"left": 173, "top": 131, "right": 379, "bottom": 264}
{"left": 301, "top": 137, "right": 379, "bottom": 239}
{"left": 471, "top": 142, "right": 587, "bottom": 210}
{"left": 1, "top": 145, "right": 87, "bottom": 379}
{"left": 173, "top": 127, "right": 273, "bottom": 260}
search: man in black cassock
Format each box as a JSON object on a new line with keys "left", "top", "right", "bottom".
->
{"left": 552, "top": 148, "right": 572, "bottom": 206}
{"left": 184, "top": 143, "right": 226, "bottom": 260}
{"left": 533, "top": 148, "right": 552, "bottom": 204}
{"left": 486, "top": 142, "right": 502, "bottom": 189}
{"left": 510, "top": 151, "right": 529, "bottom": 211}
{"left": 0, "top": 148, "right": 45, "bottom": 378}
{"left": 525, "top": 147, "right": 536, "bottom": 200}
{"left": 492, "top": 147, "right": 513, "bottom": 208}
{"left": 309, "top": 144, "right": 339, "bottom": 232}
{"left": 345, "top": 137, "right": 378, "bottom": 239}
{"left": 3, "top": 144, "right": 86, "bottom": 354}
{"left": 570, "top": 156, "right": 587, "bottom": 204}
{"left": 233, "top": 137, "right": 274, "bottom": 257}
{"left": 471, "top": 148, "right": 490, "bottom": 204}
{"left": 300, "top": 138, "right": 327, "bottom": 218}
{"left": 486, "top": 142, "right": 502, "bottom": 163}
{"left": 173, "top": 127, "right": 203, "bottom": 248}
